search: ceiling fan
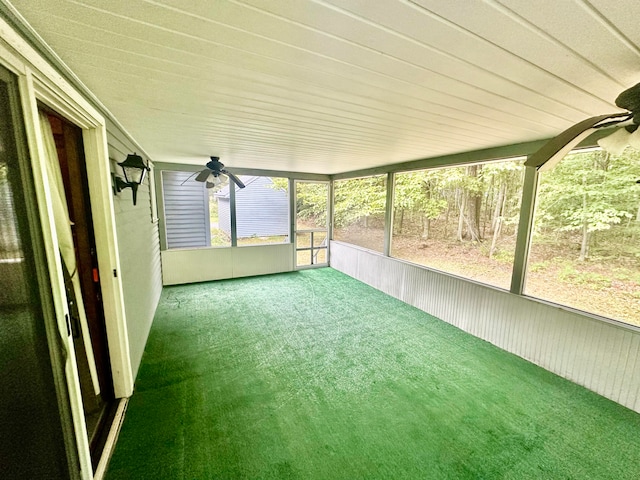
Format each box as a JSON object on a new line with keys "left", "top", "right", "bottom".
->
{"left": 525, "top": 81, "right": 640, "bottom": 171}
{"left": 195, "top": 157, "right": 245, "bottom": 189}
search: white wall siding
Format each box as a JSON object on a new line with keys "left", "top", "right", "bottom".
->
{"left": 162, "top": 171, "right": 210, "bottom": 249}
{"left": 108, "top": 120, "right": 163, "bottom": 379}
{"left": 162, "top": 243, "right": 294, "bottom": 286}
{"left": 331, "top": 241, "right": 640, "bottom": 413}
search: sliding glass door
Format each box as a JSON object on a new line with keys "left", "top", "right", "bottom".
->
{"left": 0, "top": 66, "right": 74, "bottom": 478}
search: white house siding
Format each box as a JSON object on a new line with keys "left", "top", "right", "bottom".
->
{"left": 330, "top": 241, "right": 640, "bottom": 413}
{"left": 161, "top": 171, "right": 211, "bottom": 249}
{"left": 217, "top": 177, "right": 289, "bottom": 238}
{"left": 218, "top": 196, "right": 231, "bottom": 236}
{"left": 108, "top": 119, "right": 162, "bottom": 379}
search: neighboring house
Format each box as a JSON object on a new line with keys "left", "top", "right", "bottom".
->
{"left": 216, "top": 176, "right": 289, "bottom": 238}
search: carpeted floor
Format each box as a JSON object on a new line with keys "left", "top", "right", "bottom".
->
{"left": 107, "top": 268, "right": 640, "bottom": 479}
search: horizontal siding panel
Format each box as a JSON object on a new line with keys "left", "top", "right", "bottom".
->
{"left": 109, "top": 126, "right": 163, "bottom": 380}
{"left": 330, "top": 241, "right": 640, "bottom": 413}
{"left": 162, "top": 170, "right": 209, "bottom": 249}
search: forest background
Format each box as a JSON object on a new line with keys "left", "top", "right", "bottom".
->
{"left": 296, "top": 150, "right": 640, "bottom": 326}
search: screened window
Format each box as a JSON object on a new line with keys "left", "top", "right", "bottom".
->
{"left": 162, "top": 172, "right": 289, "bottom": 249}
{"left": 226, "top": 176, "right": 289, "bottom": 246}
{"left": 333, "top": 175, "right": 386, "bottom": 253}
{"left": 391, "top": 160, "right": 525, "bottom": 289}
{"left": 525, "top": 149, "right": 640, "bottom": 326}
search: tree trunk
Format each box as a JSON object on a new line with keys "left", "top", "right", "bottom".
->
{"left": 579, "top": 226, "right": 590, "bottom": 261}
{"left": 487, "top": 175, "right": 495, "bottom": 233}
{"left": 457, "top": 189, "right": 466, "bottom": 241}
{"left": 422, "top": 217, "right": 430, "bottom": 240}
{"left": 492, "top": 182, "right": 506, "bottom": 232}
{"left": 489, "top": 183, "right": 507, "bottom": 258}
{"left": 579, "top": 175, "right": 589, "bottom": 261}
{"left": 444, "top": 193, "right": 452, "bottom": 237}
{"left": 489, "top": 216, "right": 502, "bottom": 259}
{"left": 466, "top": 165, "right": 482, "bottom": 242}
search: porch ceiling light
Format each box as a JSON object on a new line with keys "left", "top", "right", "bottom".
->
{"left": 114, "top": 153, "right": 150, "bottom": 206}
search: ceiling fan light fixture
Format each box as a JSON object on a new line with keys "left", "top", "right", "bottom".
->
{"left": 597, "top": 127, "right": 631, "bottom": 155}
{"left": 205, "top": 174, "right": 224, "bottom": 189}
{"left": 193, "top": 156, "right": 246, "bottom": 189}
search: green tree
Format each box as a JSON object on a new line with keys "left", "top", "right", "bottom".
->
{"left": 296, "top": 182, "right": 329, "bottom": 228}
{"left": 535, "top": 150, "right": 640, "bottom": 261}
{"left": 394, "top": 170, "right": 448, "bottom": 238}
{"left": 333, "top": 176, "right": 386, "bottom": 228}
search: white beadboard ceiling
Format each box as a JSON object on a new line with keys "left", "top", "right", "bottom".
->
{"left": 7, "top": 0, "right": 640, "bottom": 174}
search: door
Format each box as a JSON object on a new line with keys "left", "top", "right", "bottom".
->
{"left": 43, "top": 110, "right": 116, "bottom": 468}
{"left": 294, "top": 181, "right": 329, "bottom": 268}
{"left": 0, "top": 66, "right": 75, "bottom": 479}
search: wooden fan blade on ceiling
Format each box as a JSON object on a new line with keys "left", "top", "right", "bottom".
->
{"left": 525, "top": 82, "right": 640, "bottom": 172}
{"left": 225, "top": 172, "right": 245, "bottom": 189}
{"left": 195, "top": 169, "right": 211, "bottom": 182}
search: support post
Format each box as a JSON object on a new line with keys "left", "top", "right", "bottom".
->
{"left": 510, "top": 164, "right": 539, "bottom": 294}
{"left": 383, "top": 172, "right": 395, "bottom": 257}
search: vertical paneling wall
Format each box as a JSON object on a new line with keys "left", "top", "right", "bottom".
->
{"left": 331, "top": 241, "right": 640, "bottom": 413}
{"left": 107, "top": 119, "right": 162, "bottom": 379}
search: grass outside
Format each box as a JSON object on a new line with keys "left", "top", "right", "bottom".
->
{"left": 237, "top": 234, "right": 288, "bottom": 246}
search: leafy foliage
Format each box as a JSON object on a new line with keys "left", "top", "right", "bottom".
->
{"left": 333, "top": 176, "right": 386, "bottom": 227}
{"left": 534, "top": 149, "right": 640, "bottom": 260}
{"left": 296, "top": 182, "right": 329, "bottom": 227}
{"left": 393, "top": 160, "right": 525, "bottom": 246}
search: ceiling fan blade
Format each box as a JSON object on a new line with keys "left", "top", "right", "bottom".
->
{"left": 195, "top": 169, "right": 211, "bottom": 182}
{"left": 524, "top": 112, "right": 631, "bottom": 172}
{"left": 224, "top": 171, "right": 245, "bottom": 188}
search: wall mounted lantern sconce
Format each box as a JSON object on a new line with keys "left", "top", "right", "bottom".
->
{"left": 114, "top": 153, "right": 150, "bottom": 206}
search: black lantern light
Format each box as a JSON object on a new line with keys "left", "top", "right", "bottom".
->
{"left": 114, "top": 153, "right": 150, "bottom": 206}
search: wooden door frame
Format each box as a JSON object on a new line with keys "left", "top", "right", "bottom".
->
{"left": 21, "top": 67, "right": 134, "bottom": 397}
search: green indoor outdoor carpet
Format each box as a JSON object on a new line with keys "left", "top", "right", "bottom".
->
{"left": 106, "top": 268, "right": 640, "bottom": 479}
